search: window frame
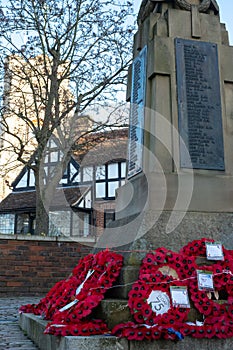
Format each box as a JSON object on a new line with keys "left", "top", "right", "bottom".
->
{"left": 95, "top": 161, "right": 126, "bottom": 200}
{"left": 13, "top": 167, "right": 35, "bottom": 191}
{"left": 104, "top": 209, "right": 115, "bottom": 228}
{"left": 0, "top": 213, "right": 15, "bottom": 235}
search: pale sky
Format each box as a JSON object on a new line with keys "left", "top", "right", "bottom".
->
{"left": 134, "top": 0, "right": 233, "bottom": 44}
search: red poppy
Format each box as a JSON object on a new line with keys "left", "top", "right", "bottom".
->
{"left": 142, "top": 248, "right": 170, "bottom": 268}
{"left": 123, "top": 327, "right": 138, "bottom": 340}
{"left": 112, "top": 322, "right": 135, "bottom": 338}
{"left": 133, "top": 311, "right": 145, "bottom": 324}
{"left": 213, "top": 324, "right": 231, "bottom": 339}
{"left": 134, "top": 328, "right": 146, "bottom": 341}
{"left": 192, "top": 326, "right": 206, "bottom": 339}
{"left": 151, "top": 327, "right": 162, "bottom": 340}
{"left": 179, "top": 323, "right": 192, "bottom": 337}
{"left": 161, "top": 313, "right": 176, "bottom": 326}
{"left": 141, "top": 304, "right": 153, "bottom": 321}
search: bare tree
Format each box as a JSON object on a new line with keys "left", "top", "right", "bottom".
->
{"left": 0, "top": 0, "right": 134, "bottom": 235}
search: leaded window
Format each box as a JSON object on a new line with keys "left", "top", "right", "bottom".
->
{"left": 0, "top": 214, "right": 15, "bottom": 234}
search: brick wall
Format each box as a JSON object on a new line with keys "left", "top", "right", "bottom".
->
{"left": 0, "top": 235, "right": 93, "bottom": 296}
{"left": 95, "top": 201, "right": 115, "bottom": 237}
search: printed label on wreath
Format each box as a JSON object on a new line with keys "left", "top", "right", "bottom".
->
{"left": 197, "top": 270, "right": 214, "bottom": 291}
{"left": 147, "top": 290, "right": 170, "bottom": 315}
{"left": 170, "top": 286, "right": 190, "bottom": 308}
{"left": 206, "top": 242, "right": 224, "bottom": 261}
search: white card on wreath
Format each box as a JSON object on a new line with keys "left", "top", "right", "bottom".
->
{"left": 197, "top": 270, "right": 214, "bottom": 291}
{"left": 147, "top": 290, "right": 171, "bottom": 315}
{"left": 205, "top": 242, "right": 224, "bottom": 261}
{"left": 170, "top": 286, "right": 190, "bottom": 308}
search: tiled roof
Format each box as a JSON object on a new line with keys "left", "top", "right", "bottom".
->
{"left": 73, "top": 128, "right": 128, "bottom": 166}
{"left": 0, "top": 187, "right": 89, "bottom": 213}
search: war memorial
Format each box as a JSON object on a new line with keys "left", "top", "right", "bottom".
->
{"left": 99, "top": 0, "right": 233, "bottom": 253}
{"left": 19, "top": 1, "right": 233, "bottom": 349}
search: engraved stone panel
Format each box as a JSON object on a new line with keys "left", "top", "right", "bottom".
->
{"left": 128, "top": 46, "right": 147, "bottom": 178}
{"left": 176, "top": 38, "right": 225, "bottom": 170}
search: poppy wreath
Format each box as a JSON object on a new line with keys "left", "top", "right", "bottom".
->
{"left": 43, "top": 250, "right": 123, "bottom": 325}
{"left": 179, "top": 238, "right": 215, "bottom": 282}
{"left": 44, "top": 249, "right": 123, "bottom": 330}
{"left": 181, "top": 278, "right": 233, "bottom": 340}
{"left": 128, "top": 271, "right": 189, "bottom": 326}
{"left": 45, "top": 319, "right": 109, "bottom": 337}
{"left": 140, "top": 248, "right": 185, "bottom": 281}
{"left": 179, "top": 238, "right": 233, "bottom": 282}
{"left": 19, "top": 253, "right": 95, "bottom": 318}
{"left": 20, "top": 250, "right": 123, "bottom": 325}
{"left": 43, "top": 253, "right": 96, "bottom": 320}
{"left": 112, "top": 321, "right": 184, "bottom": 341}
{"left": 179, "top": 237, "right": 233, "bottom": 267}
{"left": 189, "top": 266, "right": 233, "bottom": 322}
{"left": 181, "top": 239, "right": 233, "bottom": 323}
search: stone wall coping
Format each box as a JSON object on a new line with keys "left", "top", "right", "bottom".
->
{"left": 0, "top": 233, "right": 96, "bottom": 244}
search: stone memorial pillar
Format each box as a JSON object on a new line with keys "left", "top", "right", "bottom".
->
{"left": 95, "top": 0, "right": 233, "bottom": 281}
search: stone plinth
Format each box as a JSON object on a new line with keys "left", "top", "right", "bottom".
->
{"left": 19, "top": 312, "right": 233, "bottom": 350}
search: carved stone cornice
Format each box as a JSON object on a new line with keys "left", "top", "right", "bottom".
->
{"left": 175, "top": 0, "right": 211, "bottom": 13}
{"left": 137, "top": 0, "right": 219, "bottom": 26}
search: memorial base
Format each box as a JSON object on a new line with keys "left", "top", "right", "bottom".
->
{"left": 97, "top": 210, "right": 233, "bottom": 261}
{"left": 96, "top": 208, "right": 233, "bottom": 299}
{"left": 19, "top": 313, "right": 233, "bottom": 350}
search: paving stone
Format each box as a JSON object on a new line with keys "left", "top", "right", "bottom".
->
{"left": 0, "top": 296, "right": 42, "bottom": 350}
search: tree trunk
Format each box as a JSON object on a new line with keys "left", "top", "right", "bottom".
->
{"left": 34, "top": 170, "right": 50, "bottom": 236}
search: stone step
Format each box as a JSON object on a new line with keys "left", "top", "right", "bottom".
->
{"left": 106, "top": 266, "right": 140, "bottom": 299}
{"left": 94, "top": 299, "right": 133, "bottom": 329}
{"left": 19, "top": 313, "right": 128, "bottom": 350}
{"left": 19, "top": 312, "right": 233, "bottom": 350}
